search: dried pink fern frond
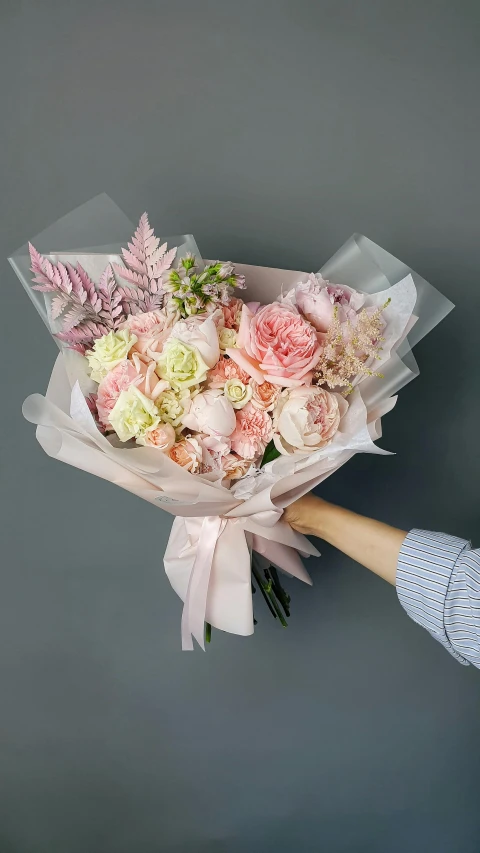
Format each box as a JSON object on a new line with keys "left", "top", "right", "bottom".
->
{"left": 97, "top": 265, "right": 124, "bottom": 329}
{"left": 29, "top": 213, "right": 177, "bottom": 352}
{"left": 30, "top": 244, "right": 103, "bottom": 313}
{"left": 56, "top": 320, "right": 110, "bottom": 353}
{"left": 113, "top": 213, "right": 177, "bottom": 313}
{"left": 29, "top": 245, "right": 117, "bottom": 351}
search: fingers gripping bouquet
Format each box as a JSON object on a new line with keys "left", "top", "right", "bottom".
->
{"left": 10, "top": 196, "right": 453, "bottom": 649}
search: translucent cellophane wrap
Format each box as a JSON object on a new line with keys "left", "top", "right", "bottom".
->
{"left": 10, "top": 195, "right": 454, "bottom": 649}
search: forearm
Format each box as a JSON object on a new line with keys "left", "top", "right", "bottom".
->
{"left": 285, "top": 495, "right": 406, "bottom": 585}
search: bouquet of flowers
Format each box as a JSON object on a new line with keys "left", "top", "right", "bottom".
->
{"left": 10, "top": 195, "right": 453, "bottom": 649}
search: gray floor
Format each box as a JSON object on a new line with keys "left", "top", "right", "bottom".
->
{"left": 2, "top": 2, "right": 480, "bottom": 851}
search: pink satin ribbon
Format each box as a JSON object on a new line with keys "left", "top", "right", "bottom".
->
{"left": 181, "top": 515, "right": 227, "bottom": 650}
{"left": 179, "top": 512, "right": 314, "bottom": 650}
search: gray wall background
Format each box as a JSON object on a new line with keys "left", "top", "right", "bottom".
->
{"left": 1, "top": 2, "right": 480, "bottom": 851}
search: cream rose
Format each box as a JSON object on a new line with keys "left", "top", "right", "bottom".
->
{"left": 86, "top": 329, "right": 137, "bottom": 383}
{"left": 218, "top": 326, "right": 237, "bottom": 352}
{"left": 273, "top": 385, "right": 347, "bottom": 455}
{"left": 155, "top": 339, "right": 209, "bottom": 391}
{"left": 224, "top": 378, "right": 252, "bottom": 410}
{"left": 108, "top": 386, "right": 160, "bottom": 443}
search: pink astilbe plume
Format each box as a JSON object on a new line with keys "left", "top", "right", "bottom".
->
{"left": 313, "top": 300, "right": 390, "bottom": 393}
{"left": 113, "top": 213, "right": 177, "bottom": 315}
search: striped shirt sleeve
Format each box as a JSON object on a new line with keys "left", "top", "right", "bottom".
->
{"left": 397, "top": 529, "right": 480, "bottom": 667}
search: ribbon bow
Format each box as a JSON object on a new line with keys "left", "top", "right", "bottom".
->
{"left": 164, "top": 509, "right": 319, "bottom": 650}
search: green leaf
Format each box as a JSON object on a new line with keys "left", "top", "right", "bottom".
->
{"left": 260, "top": 439, "right": 281, "bottom": 467}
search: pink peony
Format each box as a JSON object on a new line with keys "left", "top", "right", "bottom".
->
{"left": 181, "top": 389, "right": 236, "bottom": 437}
{"left": 169, "top": 438, "right": 203, "bottom": 473}
{"left": 221, "top": 297, "right": 244, "bottom": 330}
{"left": 96, "top": 360, "right": 139, "bottom": 428}
{"left": 250, "top": 379, "right": 280, "bottom": 412}
{"left": 169, "top": 314, "right": 220, "bottom": 368}
{"left": 121, "top": 309, "right": 176, "bottom": 357}
{"left": 207, "top": 356, "right": 250, "bottom": 389}
{"left": 294, "top": 274, "right": 365, "bottom": 333}
{"left": 230, "top": 402, "right": 273, "bottom": 460}
{"left": 138, "top": 422, "right": 176, "bottom": 451}
{"left": 227, "top": 302, "right": 321, "bottom": 387}
{"left": 273, "top": 385, "right": 348, "bottom": 455}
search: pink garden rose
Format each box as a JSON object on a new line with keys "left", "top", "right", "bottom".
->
{"left": 230, "top": 402, "right": 273, "bottom": 459}
{"left": 207, "top": 356, "right": 250, "bottom": 389}
{"left": 273, "top": 385, "right": 348, "bottom": 455}
{"left": 181, "top": 389, "right": 236, "bottom": 437}
{"left": 294, "top": 274, "right": 365, "bottom": 333}
{"left": 168, "top": 438, "right": 203, "bottom": 473}
{"left": 227, "top": 302, "right": 321, "bottom": 387}
{"left": 121, "top": 309, "right": 176, "bottom": 356}
{"left": 249, "top": 379, "right": 280, "bottom": 412}
{"left": 138, "top": 422, "right": 176, "bottom": 451}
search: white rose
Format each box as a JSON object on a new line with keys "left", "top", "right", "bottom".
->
{"left": 109, "top": 386, "right": 160, "bottom": 443}
{"left": 86, "top": 329, "right": 137, "bottom": 383}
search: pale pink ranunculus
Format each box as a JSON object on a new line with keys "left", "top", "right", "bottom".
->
{"left": 221, "top": 297, "right": 244, "bottom": 331}
{"left": 201, "top": 434, "right": 231, "bottom": 458}
{"left": 168, "top": 438, "right": 203, "bottom": 473}
{"left": 221, "top": 453, "right": 252, "bottom": 480}
{"left": 138, "top": 422, "right": 176, "bottom": 451}
{"left": 181, "top": 389, "right": 236, "bottom": 437}
{"left": 294, "top": 274, "right": 365, "bottom": 333}
{"left": 96, "top": 360, "right": 139, "bottom": 428}
{"left": 230, "top": 402, "right": 273, "bottom": 460}
{"left": 198, "top": 435, "right": 232, "bottom": 474}
{"left": 169, "top": 314, "right": 220, "bottom": 368}
{"left": 250, "top": 379, "right": 280, "bottom": 412}
{"left": 207, "top": 356, "right": 250, "bottom": 389}
{"left": 227, "top": 302, "right": 321, "bottom": 387}
{"left": 273, "top": 385, "right": 348, "bottom": 455}
{"left": 121, "top": 309, "right": 176, "bottom": 357}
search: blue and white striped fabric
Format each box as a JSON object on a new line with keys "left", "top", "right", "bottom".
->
{"left": 397, "top": 529, "right": 480, "bottom": 668}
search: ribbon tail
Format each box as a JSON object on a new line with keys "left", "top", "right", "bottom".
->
{"left": 181, "top": 516, "right": 226, "bottom": 650}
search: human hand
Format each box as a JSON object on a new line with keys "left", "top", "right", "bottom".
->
{"left": 283, "top": 494, "right": 328, "bottom": 538}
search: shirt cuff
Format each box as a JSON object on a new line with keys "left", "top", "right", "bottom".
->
{"left": 396, "top": 529, "right": 470, "bottom": 664}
